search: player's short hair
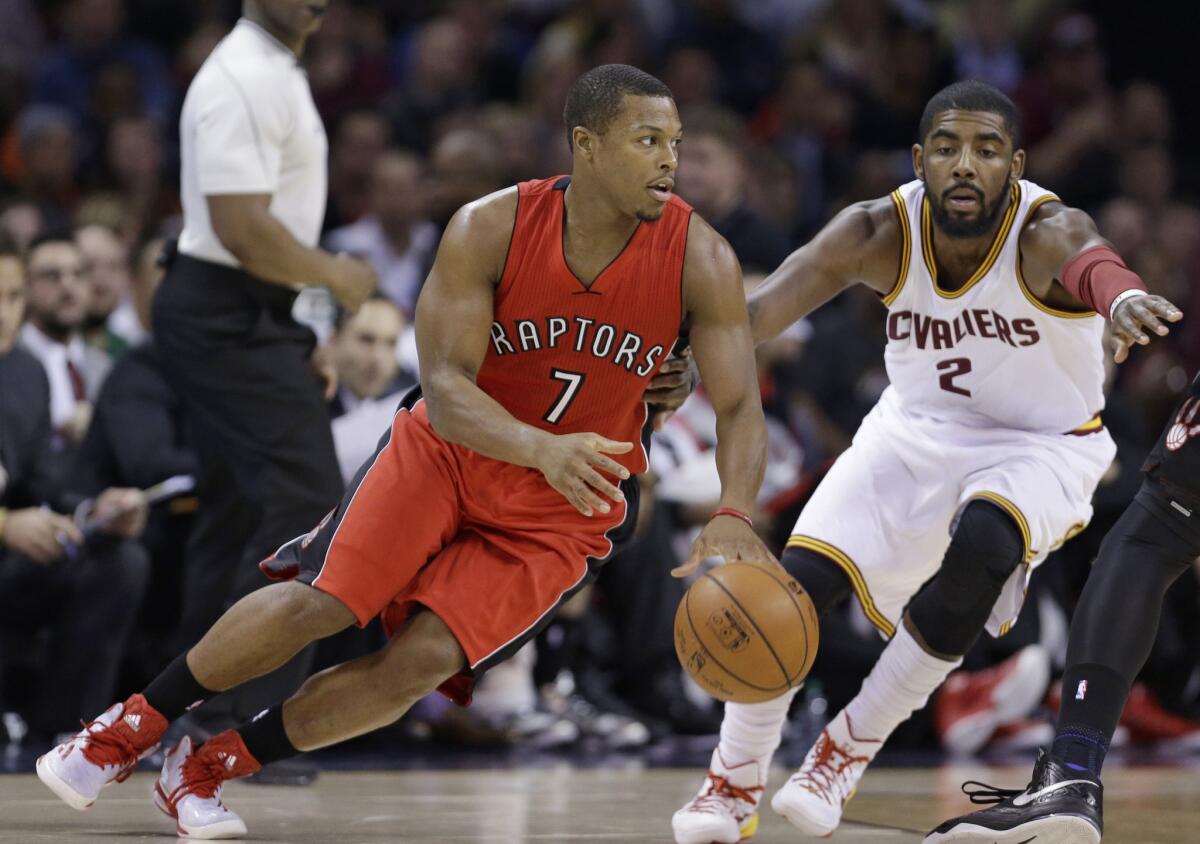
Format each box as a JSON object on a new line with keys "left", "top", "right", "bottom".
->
{"left": 919, "top": 80, "right": 1021, "bottom": 147}
{"left": 563, "top": 64, "right": 673, "bottom": 150}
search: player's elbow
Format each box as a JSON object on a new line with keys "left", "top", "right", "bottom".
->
{"left": 421, "top": 371, "right": 464, "bottom": 443}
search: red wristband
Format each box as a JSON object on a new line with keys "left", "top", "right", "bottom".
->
{"left": 1061, "top": 245, "right": 1147, "bottom": 318}
{"left": 711, "top": 507, "right": 753, "bottom": 528}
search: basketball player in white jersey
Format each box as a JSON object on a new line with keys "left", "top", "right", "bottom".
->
{"left": 672, "top": 80, "right": 1183, "bottom": 844}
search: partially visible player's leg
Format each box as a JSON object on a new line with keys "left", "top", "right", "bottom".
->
{"left": 925, "top": 479, "right": 1200, "bottom": 843}
{"left": 772, "top": 499, "right": 1026, "bottom": 836}
{"left": 1056, "top": 481, "right": 1200, "bottom": 774}
{"left": 673, "top": 546, "right": 853, "bottom": 844}
{"left": 148, "top": 609, "right": 465, "bottom": 840}
{"left": 37, "top": 401, "right": 461, "bottom": 817}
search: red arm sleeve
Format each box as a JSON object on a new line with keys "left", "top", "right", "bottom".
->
{"left": 1060, "top": 245, "right": 1148, "bottom": 319}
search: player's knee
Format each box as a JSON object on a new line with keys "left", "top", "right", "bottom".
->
{"left": 946, "top": 500, "right": 1025, "bottom": 589}
{"left": 375, "top": 611, "right": 467, "bottom": 699}
{"left": 780, "top": 545, "right": 854, "bottom": 616}
{"left": 270, "top": 581, "right": 357, "bottom": 637}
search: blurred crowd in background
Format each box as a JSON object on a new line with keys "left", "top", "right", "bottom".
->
{"left": 2, "top": 0, "right": 1199, "bottom": 764}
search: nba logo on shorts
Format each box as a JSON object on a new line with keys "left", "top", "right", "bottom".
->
{"left": 1075, "top": 680, "right": 1088, "bottom": 701}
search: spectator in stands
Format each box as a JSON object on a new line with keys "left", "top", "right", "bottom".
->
{"left": 323, "top": 109, "right": 391, "bottom": 231}
{"left": 328, "top": 296, "right": 416, "bottom": 485}
{"left": 677, "top": 107, "right": 791, "bottom": 273}
{"left": 325, "top": 151, "right": 438, "bottom": 320}
{"left": 0, "top": 237, "right": 149, "bottom": 743}
{"left": 10, "top": 105, "right": 79, "bottom": 233}
{"left": 31, "top": 0, "right": 172, "bottom": 126}
{"left": 20, "top": 233, "right": 112, "bottom": 448}
{"left": 75, "top": 223, "right": 141, "bottom": 354}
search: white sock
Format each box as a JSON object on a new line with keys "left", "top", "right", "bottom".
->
{"left": 843, "top": 623, "right": 961, "bottom": 753}
{"left": 718, "top": 688, "right": 800, "bottom": 767}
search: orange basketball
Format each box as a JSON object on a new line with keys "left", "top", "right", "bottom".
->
{"left": 674, "top": 561, "right": 819, "bottom": 703}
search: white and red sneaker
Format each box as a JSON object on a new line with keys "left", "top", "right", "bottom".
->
{"left": 37, "top": 694, "right": 168, "bottom": 810}
{"left": 934, "top": 645, "right": 1050, "bottom": 755}
{"left": 672, "top": 748, "right": 765, "bottom": 844}
{"left": 770, "top": 710, "right": 880, "bottom": 837}
{"left": 153, "top": 731, "right": 260, "bottom": 839}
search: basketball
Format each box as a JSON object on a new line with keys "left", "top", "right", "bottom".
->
{"left": 674, "top": 561, "right": 819, "bottom": 704}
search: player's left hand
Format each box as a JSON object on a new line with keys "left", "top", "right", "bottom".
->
{"left": 671, "top": 514, "right": 779, "bottom": 578}
{"left": 310, "top": 344, "right": 338, "bottom": 400}
{"left": 93, "top": 487, "right": 148, "bottom": 538}
{"left": 1111, "top": 294, "right": 1183, "bottom": 363}
{"left": 644, "top": 348, "right": 697, "bottom": 431}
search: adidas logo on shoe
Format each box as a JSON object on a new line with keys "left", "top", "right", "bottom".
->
{"left": 124, "top": 714, "right": 142, "bottom": 731}
{"left": 217, "top": 752, "right": 238, "bottom": 771}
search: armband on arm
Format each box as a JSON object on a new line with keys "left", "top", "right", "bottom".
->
{"left": 1060, "top": 245, "right": 1148, "bottom": 320}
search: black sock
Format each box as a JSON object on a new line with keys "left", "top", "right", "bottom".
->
{"left": 237, "top": 704, "right": 298, "bottom": 767}
{"left": 142, "top": 652, "right": 216, "bottom": 721}
{"left": 1051, "top": 662, "right": 1129, "bottom": 778}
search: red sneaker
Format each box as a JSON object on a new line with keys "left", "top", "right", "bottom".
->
{"left": 934, "top": 645, "right": 1051, "bottom": 755}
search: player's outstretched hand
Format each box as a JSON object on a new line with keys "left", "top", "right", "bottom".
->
{"left": 329, "top": 254, "right": 378, "bottom": 313}
{"left": 538, "top": 433, "right": 633, "bottom": 517}
{"left": 671, "top": 514, "right": 779, "bottom": 578}
{"left": 644, "top": 348, "right": 696, "bottom": 431}
{"left": 1111, "top": 294, "right": 1183, "bottom": 363}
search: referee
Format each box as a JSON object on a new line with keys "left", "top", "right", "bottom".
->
{"left": 151, "top": 0, "right": 375, "bottom": 781}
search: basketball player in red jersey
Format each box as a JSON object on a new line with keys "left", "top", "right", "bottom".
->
{"left": 35, "top": 64, "right": 772, "bottom": 839}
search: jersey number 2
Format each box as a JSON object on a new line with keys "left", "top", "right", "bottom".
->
{"left": 937, "top": 358, "right": 972, "bottom": 397}
{"left": 544, "top": 369, "right": 586, "bottom": 424}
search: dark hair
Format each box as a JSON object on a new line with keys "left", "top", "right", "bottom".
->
{"left": 681, "top": 106, "right": 746, "bottom": 152}
{"left": 333, "top": 292, "right": 400, "bottom": 332}
{"left": 0, "top": 227, "right": 20, "bottom": 260}
{"left": 918, "top": 80, "right": 1021, "bottom": 146}
{"left": 25, "top": 230, "right": 77, "bottom": 259}
{"left": 563, "top": 64, "right": 673, "bottom": 151}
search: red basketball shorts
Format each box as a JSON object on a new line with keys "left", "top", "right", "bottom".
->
{"left": 264, "top": 392, "right": 637, "bottom": 705}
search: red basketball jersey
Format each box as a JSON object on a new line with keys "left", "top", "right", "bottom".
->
{"left": 475, "top": 176, "right": 691, "bottom": 475}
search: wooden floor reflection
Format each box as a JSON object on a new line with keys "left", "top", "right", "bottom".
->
{"left": 2, "top": 763, "right": 1196, "bottom": 842}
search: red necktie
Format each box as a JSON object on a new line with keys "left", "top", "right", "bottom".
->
{"left": 66, "top": 359, "right": 86, "bottom": 401}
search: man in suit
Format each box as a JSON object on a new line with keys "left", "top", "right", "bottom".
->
{"left": 0, "top": 239, "right": 150, "bottom": 742}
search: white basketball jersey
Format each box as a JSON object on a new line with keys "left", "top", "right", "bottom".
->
{"left": 881, "top": 179, "right": 1105, "bottom": 434}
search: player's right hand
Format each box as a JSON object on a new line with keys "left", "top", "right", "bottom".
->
{"left": 0, "top": 507, "right": 83, "bottom": 564}
{"left": 329, "top": 254, "right": 378, "bottom": 313}
{"left": 537, "top": 433, "right": 634, "bottom": 517}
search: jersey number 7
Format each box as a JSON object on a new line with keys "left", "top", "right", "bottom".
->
{"left": 544, "top": 368, "right": 586, "bottom": 424}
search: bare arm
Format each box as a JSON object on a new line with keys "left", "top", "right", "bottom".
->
{"left": 416, "top": 189, "right": 632, "bottom": 517}
{"left": 1021, "top": 202, "right": 1183, "bottom": 362}
{"left": 208, "top": 194, "right": 375, "bottom": 310}
{"left": 748, "top": 199, "right": 901, "bottom": 344}
{"left": 672, "top": 217, "right": 777, "bottom": 575}
{"left": 415, "top": 189, "right": 546, "bottom": 467}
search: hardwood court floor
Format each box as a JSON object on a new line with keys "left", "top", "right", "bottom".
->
{"left": 2, "top": 764, "right": 1196, "bottom": 842}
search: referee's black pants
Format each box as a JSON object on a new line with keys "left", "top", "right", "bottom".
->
{"left": 152, "top": 253, "right": 344, "bottom": 724}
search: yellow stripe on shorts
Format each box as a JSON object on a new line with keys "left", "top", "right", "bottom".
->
{"left": 787, "top": 535, "right": 896, "bottom": 638}
{"left": 971, "top": 492, "right": 1033, "bottom": 562}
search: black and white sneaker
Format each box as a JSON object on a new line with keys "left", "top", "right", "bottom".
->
{"left": 924, "top": 749, "right": 1102, "bottom": 843}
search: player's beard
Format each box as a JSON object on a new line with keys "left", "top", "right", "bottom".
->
{"left": 926, "top": 180, "right": 1009, "bottom": 238}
